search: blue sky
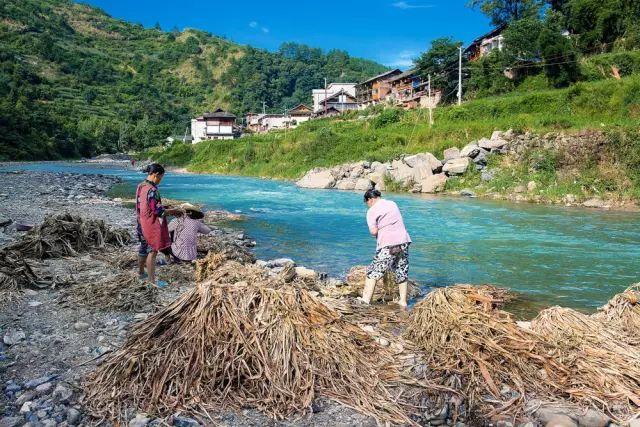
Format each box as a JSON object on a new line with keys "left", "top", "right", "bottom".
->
{"left": 81, "top": 0, "right": 492, "bottom": 68}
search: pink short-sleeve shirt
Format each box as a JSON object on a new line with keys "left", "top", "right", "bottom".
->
{"left": 366, "top": 199, "right": 411, "bottom": 250}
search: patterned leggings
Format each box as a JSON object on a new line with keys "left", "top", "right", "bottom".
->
{"left": 366, "top": 243, "right": 410, "bottom": 283}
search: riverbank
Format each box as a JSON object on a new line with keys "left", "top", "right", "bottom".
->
{"left": 294, "top": 128, "right": 640, "bottom": 211}
{"left": 1, "top": 168, "right": 639, "bottom": 427}
{"left": 0, "top": 169, "right": 414, "bottom": 426}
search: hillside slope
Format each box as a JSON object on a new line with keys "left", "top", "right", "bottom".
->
{"left": 0, "top": 0, "right": 387, "bottom": 160}
{"left": 153, "top": 75, "right": 640, "bottom": 204}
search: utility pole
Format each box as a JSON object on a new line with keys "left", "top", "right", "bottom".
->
{"left": 324, "top": 77, "right": 327, "bottom": 116}
{"left": 262, "top": 101, "right": 267, "bottom": 115}
{"left": 428, "top": 74, "right": 434, "bottom": 127}
{"left": 457, "top": 46, "right": 463, "bottom": 106}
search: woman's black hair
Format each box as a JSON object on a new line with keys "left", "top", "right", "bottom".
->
{"left": 144, "top": 163, "right": 165, "bottom": 175}
{"left": 364, "top": 188, "right": 382, "bottom": 202}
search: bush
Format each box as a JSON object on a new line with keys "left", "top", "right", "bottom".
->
{"left": 371, "top": 108, "right": 404, "bottom": 129}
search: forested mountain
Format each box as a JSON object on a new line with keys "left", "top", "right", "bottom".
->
{"left": 0, "top": 0, "right": 387, "bottom": 160}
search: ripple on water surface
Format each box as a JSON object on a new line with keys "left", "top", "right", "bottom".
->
{"left": 5, "top": 162, "right": 640, "bottom": 312}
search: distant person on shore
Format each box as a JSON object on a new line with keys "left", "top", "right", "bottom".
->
{"left": 360, "top": 188, "right": 412, "bottom": 309}
{"left": 136, "top": 163, "right": 183, "bottom": 286}
{"left": 168, "top": 203, "right": 212, "bottom": 262}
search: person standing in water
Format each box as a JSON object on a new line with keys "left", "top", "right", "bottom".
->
{"left": 360, "top": 188, "right": 412, "bottom": 308}
{"left": 136, "top": 163, "right": 183, "bottom": 286}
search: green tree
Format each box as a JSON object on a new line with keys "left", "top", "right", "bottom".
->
{"left": 414, "top": 37, "right": 463, "bottom": 104}
{"left": 562, "top": 0, "right": 626, "bottom": 51}
{"left": 503, "top": 17, "right": 544, "bottom": 61}
{"left": 539, "top": 11, "right": 580, "bottom": 87}
{"left": 468, "top": 0, "right": 543, "bottom": 26}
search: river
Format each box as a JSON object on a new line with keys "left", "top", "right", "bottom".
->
{"left": 6, "top": 162, "right": 640, "bottom": 312}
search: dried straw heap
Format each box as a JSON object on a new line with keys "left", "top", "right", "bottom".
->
{"left": 405, "top": 284, "right": 640, "bottom": 422}
{"left": 58, "top": 272, "right": 159, "bottom": 312}
{"left": 196, "top": 234, "right": 255, "bottom": 265}
{"left": 7, "top": 213, "right": 130, "bottom": 260}
{"left": 0, "top": 249, "right": 42, "bottom": 299}
{"left": 84, "top": 281, "right": 411, "bottom": 425}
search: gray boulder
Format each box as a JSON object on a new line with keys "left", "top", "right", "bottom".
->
{"left": 419, "top": 173, "right": 448, "bottom": 193}
{"left": 390, "top": 160, "right": 416, "bottom": 185}
{"left": 403, "top": 154, "right": 434, "bottom": 181}
{"left": 442, "top": 157, "right": 470, "bottom": 175}
{"left": 297, "top": 170, "right": 336, "bottom": 189}
{"left": 334, "top": 179, "right": 357, "bottom": 190}
{"left": 443, "top": 147, "right": 460, "bottom": 161}
{"left": 478, "top": 136, "right": 507, "bottom": 151}
{"left": 460, "top": 143, "right": 481, "bottom": 158}
{"left": 354, "top": 178, "right": 372, "bottom": 191}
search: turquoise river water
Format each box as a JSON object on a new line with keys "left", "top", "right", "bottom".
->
{"left": 6, "top": 162, "right": 640, "bottom": 312}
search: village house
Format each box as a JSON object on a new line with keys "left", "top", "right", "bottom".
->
{"left": 388, "top": 69, "right": 425, "bottom": 109}
{"left": 313, "top": 89, "right": 358, "bottom": 115}
{"left": 191, "top": 109, "right": 238, "bottom": 143}
{"left": 356, "top": 69, "right": 402, "bottom": 107}
{"left": 465, "top": 25, "right": 507, "bottom": 61}
{"left": 311, "top": 83, "right": 357, "bottom": 113}
{"left": 288, "top": 104, "right": 313, "bottom": 125}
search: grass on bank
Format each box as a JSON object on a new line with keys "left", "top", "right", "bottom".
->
{"left": 150, "top": 74, "right": 640, "bottom": 182}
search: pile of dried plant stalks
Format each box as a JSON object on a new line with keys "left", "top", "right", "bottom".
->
{"left": 195, "top": 252, "right": 317, "bottom": 292}
{"left": 197, "top": 234, "right": 255, "bottom": 265}
{"left": 0, "top": 250, "right": 44, "bottom": 302}
{"left": 7, "top": 213, "right": 130, "bottom": 260}
{"left": 84, "top": 281, "right": 411, "bottom": 424}
{"left": 593, "top": 283, "right": 640, "bottom": 344}
{"left": 59, "top": 272, "right": 159, "bottom": 312}
{"left": 405, "top": 284, "right": 640, "bottom": 422}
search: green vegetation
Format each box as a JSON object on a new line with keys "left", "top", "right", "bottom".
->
{"left": 152, "top": 75, "right": 640, "bottom": 185}
{"left": 0, "top": 0, "right": 386, "bottom": 160}
{"left": 420, "top": 0, "right": 640, "bottom": 100}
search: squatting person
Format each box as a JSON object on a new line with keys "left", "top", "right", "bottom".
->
{"left": 360, "top": 188, "right": 412, "bottom": 308}
{"left": 168, "top": 203, "right": 212, "bottom": 262}
{"left": 136, "top": 163, "right": 183, "bottom": 286}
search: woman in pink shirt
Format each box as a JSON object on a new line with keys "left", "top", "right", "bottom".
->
{"left": 361, "top": 188, "right": 412, "bottom": 308}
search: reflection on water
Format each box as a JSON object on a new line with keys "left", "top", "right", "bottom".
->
{"left": 5, "top": 162, "right": 640, "bottom": 311}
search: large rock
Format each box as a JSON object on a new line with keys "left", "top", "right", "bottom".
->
{"left": 334, "top": 179, "right": 357, "bottom": 190}
{"left": 478, "top": 136, "right": 507, "bottom": 151}
{"left": 390, "top": 160, "right": 416, "bottom": 185}
{"left": 419, "top": 173, "right": 448, "bottom": 193}
{"left": 407, "top": 152, "right": 443, "bottom": 172}
{"left": 348, "top": 161, "right": 368, "bottom": 178}
{"left": 295, "top": 266, "right": 318, "bottom": 280}
{"left": 443, "top": 147, "right": 460, "bottom": 161}
{"left": 297, "top": 169, "right": 336, "bottom": 189}
{"left": 403, "top": 154, "right": 434, "bottom": 181}
{"left": 354, "top": 178, "right": 372, "bottom": 191}
{"left": 442, "top": 157, "right": 470, "bottom": 175}
{"left": 460, "top": 143, "right": 481, "bottom": 158}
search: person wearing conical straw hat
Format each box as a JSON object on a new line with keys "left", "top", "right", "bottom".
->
{"left": 168, "top": 203, "right": 212, "bottom": 262}
{"left": 359, "top": 188, "right": 412, "bottom": 309}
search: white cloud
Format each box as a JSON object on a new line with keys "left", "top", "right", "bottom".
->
{"left": 392, "top": 1, "right": 434, "bottom": 9}
{"left": 384, "top": 50, "right": 418, "bottom": 68}
{"left": 249, "top": 21, "right": 269, "bottom": 34}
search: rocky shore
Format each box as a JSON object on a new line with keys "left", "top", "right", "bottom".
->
{"left": 296, "top": 130, "right": 630, "bottom": 210}
{"left": 1, "top": 167, "right": 635, "bottom": 427}
{"left": 0, "top": 168, "right": 401, "bottom": 427}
